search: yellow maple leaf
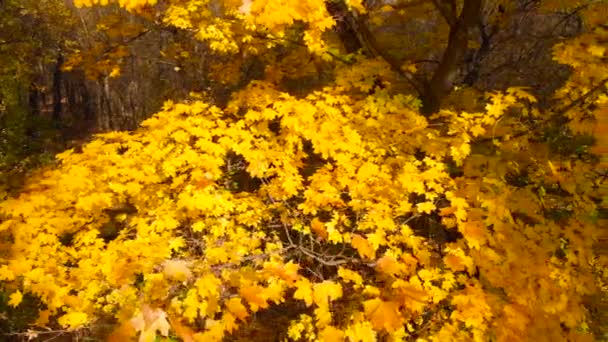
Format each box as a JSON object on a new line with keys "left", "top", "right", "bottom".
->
{"left": 375, "top": 255, "right": 403, "bottom": 276}
{"left": 416, "top": 201, "right": 436, "bottom": 214}
{"left": 0, "top": 264, "right": 15, "bottom": 281}
{"left": 345, "top": 320, "right": 376, "bottom": 342}
{"left": 313, "top": 281, "right": 343, "bottom": 307}
{"left": 319, "top": 325, "right": 345, "bottom": 341}
{"left": 35, "top": 309, "right": 51, "bottom": 326}
{"left": 8, "top": 290, "right": 22, "bottom": 307}
{"left": 363, "top": 298, "right": 403, "bottom": 332}
{"left": 206, "top": 247, "right": 230, "bottom": 264}
{"left": 393, "top": 279, "right": 429, "bottom": 313}
{"left": 58, "top": 311, "right": 88, "bottom": 329}
{"left": 444, "top": 247, "right": 475, "bottom": 274}
{"left": 294, "top": 279, "right": 314, "bottom": 306}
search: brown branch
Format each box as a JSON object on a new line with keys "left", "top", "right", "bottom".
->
{"left": 554, "top": 78, "right": 608, "bottom": 116}
{"left": 355, "top": 20, "right": 425, "bottom": 93}
{"left": 421, "top": 0, "right": 482, "bottom": 115}
{"left": 431, "top": 0, "right": 458, "bottom": 27}
{"left": 325, "top": 0, "right": 424, "bottom": 94}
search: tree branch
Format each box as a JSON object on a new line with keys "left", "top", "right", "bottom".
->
{"left": 325, "top": 0, "right": 424, "bottom": 93}
{"left": 421, "top": 0, "right": 482, "bottom": 115}
{"left": 554, "top": 78, "right": 608, "bottom": 116}
{"left": 431, "top": 0, "right": 458, "bottom": 27}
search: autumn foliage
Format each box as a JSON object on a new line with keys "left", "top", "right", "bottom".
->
{"left": 0, "top": 0, "right": 607, "bottom": 341}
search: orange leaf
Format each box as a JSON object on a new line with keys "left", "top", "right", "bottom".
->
{"left": 439, "top": 206, "right": 456, "bottom": 216}
{"left": 107, "top": 321, "right": 136, "bottom": 342}
{"left": 319, "top": 325, "right": 345, "bottom": 341}
{"left": 311, "top": 218, "right": 328, "bottom": 240}
{"left": 168, "top": 316, "right": 195, "bottom": 342}
{"left": 444, "top": 254, "right": 465, "bottom": 272}
{"left": 375, "top": 255, "right": 402, "bottom": 276}
{"left": 351, "top": 234, "right": 375, "bottom": 259}
{"left": 226, "top": 297, "right": 249, "bottom": 321}
{"left": 395, "top": 282, "right": 428, "bottom": 313}
{"left": 239, "top": 285, "right": 269, "bottom": 312}
{"left": 277, "top": 261, "right": 300, "bottom": 282}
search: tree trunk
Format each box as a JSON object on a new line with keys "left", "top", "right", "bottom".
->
{"left": 52, "top": 54, "right": 64, "bottom": 126}
{"left": 325, "top": 0, "right": 364, "bottom": 54}
{"left": 421, "top": 0, "right": 482, "bottom": 115}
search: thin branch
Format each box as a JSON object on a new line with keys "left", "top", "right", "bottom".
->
{"left": 350, "top": 15, "right": 425, "bottom": 93}
{"left": 554, "top": 78, "right": 608, "bottom": 116}
{"left": 0, "top": 39, "right": 27, "bottom": 46}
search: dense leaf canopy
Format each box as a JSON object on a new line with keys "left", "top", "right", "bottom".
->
{"left": 0, "top": 0, "right": 607, "bottom": 341}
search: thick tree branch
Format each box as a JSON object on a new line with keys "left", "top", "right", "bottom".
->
{"left": 431, "top": 0, "right": 458, "bottom": 27}
{"left": 463, "top": 19, "right": 498, "bottom": 85}
{"left": 421, "top": 0, "right": 482, "bottom": 115}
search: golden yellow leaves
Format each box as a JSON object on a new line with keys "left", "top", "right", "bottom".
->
{"left": 225, "top": 298, "right": 249, "bottom": 321}
{"left": 287, "top": 314, "right": 315, "bottom": 340}
{"left": 591, "top": 102, "right": 608, "bottom": 167}
{"left": 239, "top": 284, "right": 269, "bottom": 312}
{"left": 293, "top": 279, "right": 314, "bottom": 307}
{"left": 0, "top": 53, "right": 603, "bottom": 342}
{"left": 450, "top": 283, "right": 493, "bottom": 335}
{"left": 319, "top": 325, "right": 345, "bottom": 341}
{"left": 416, "top": 201, "right": 435, "bottom": 214}
{"left": 58, "top": 311, "right": 89, "bottom": 329}
{"left": 7, "top": 290, "right": 22, "bottom": 307}
{"left": 313, "top": 281, "right": 343, "bottom": 307}
{"left": 351, "top": 234, "right": 375, "bottom": 259}
{"left": 443, "top": 247, "right": 475, "bottom": 274}
{"left": 74, "top": 0, "right": 157, "bottom": 12}
{"left": 0, "top": 265, "right": 15, "bottom": 281}
{"left": 310, "top": 217, "right": 329, "bottom": 240}
{"left": 338, "top": 267, "right": 363, "bottom": 288}
{"left": 363, "top": 298, "right": 403, "bottom": 332}
{"left": 374, "top": 255, "right": 400, "bottom": 276}
{"left": 130, "top": 306, "right": 170, "bottom": 342}
{"left": 292, "top": 279, "right": 343, "bottom": 330}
